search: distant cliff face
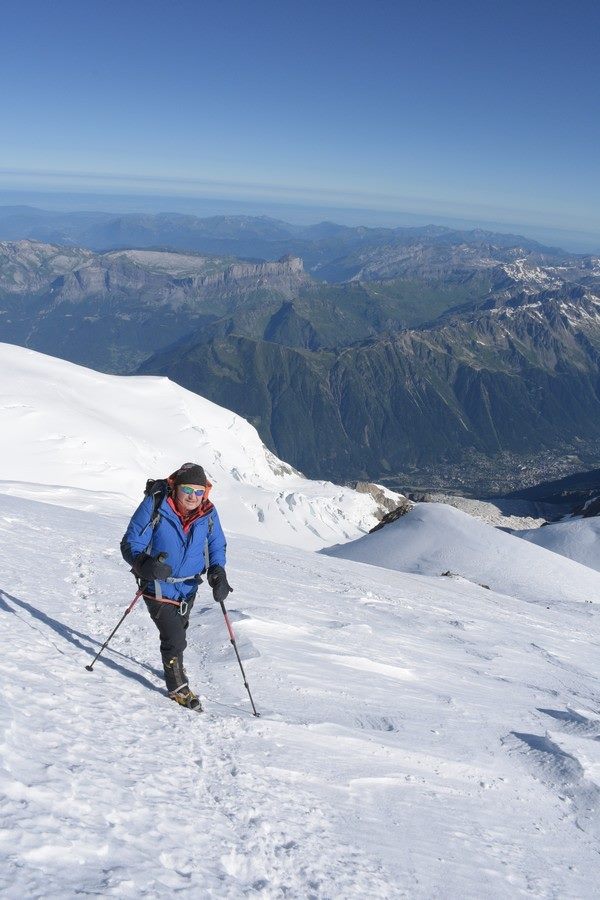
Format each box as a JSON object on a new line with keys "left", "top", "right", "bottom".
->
{"left": 32, "top": 249, "right": 307, "bottom": 307}
{"left": 0, "top": 242, "right": 308, "bottom": 370}
{"left": 186, "top": 254, "right": 306, "bottom": 295}
{"left": 0, "top": 240, "right": 93, "bottom": 294}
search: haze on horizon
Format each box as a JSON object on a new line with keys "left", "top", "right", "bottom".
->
{"left": 1, "top": 0, "right": 599, "bottom": 252}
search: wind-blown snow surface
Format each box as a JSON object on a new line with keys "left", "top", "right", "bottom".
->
{"left": 516, "top": 517, "right": 600, "bottom": 573}
{"left": 323, "top": 502, "right": 600, "bottom": 606}
{"left": 2, "top": 491, "right": 600, "bottom": 898}
{"left": 0, "top": 342, "right": 390, "bottom": 550}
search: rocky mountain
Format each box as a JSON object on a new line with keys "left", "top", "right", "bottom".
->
{"left": 0, "top": 241, "right": 309, "bottom": 370}
{"left": 138, "top": 277, "right": 600, "bottom": 486}
{"left": 312, "top": 235, "right": 573, "bottom": 283}
{"left": 0, "top": 240, "right": 93, "bottom": 293}
{"left": 2, "top": 229, "right": 600, "bottom": 492}
{"left": 0, "top": 239, "right": 499, "bottom": 368}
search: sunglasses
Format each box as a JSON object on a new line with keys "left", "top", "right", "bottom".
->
{"left": 178, "top": 485, "right": 206, "bottom": 497}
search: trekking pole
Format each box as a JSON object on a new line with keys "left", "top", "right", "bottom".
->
{"left": 218, "top": 599, "right": 260, "bottom": 717}
{"left": 85, "top": 588, "right": 144, "bottom": 671}
{"left": 85, "top": 553, "right": 167, "bottom": 671}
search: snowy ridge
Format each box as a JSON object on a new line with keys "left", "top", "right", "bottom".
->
{"left": 516, "top": 516, "right": 600, "bottom": 573}
{"left": 409, "top": 493, "right": 545, "bottom": 530}
{"left": 323, "top": 502, "right": 600, "bottom": 606}
{"left": 0, "top": 343, "right": 390, "bottom": 550}
{"left": 500, "top": 258, "right": 563, "bottom": 290}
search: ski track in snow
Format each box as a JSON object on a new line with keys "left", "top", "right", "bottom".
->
{"left": 2, "top": 493, "right": 600, "bottom": 897}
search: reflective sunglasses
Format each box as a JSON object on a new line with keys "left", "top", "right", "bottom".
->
{"left": 178, "top": 485, "right": 206, "bottom": 497}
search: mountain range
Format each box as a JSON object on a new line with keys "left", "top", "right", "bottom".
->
{"left": 0, "top": 204, "right": 571, "bottom": 265}
{"left": 1, "top": 209, "right": 600, "bottom": 492}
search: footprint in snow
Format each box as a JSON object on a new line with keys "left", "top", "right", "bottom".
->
{"left": 355, "top": 714, "right": 402, "bottom": 733}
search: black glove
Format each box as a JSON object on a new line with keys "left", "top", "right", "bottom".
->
{"left": 207, "top": 564, "right": 233, "bottom": 603}
{"left": 132, "top": 552, "right": 173, "bottom": 582}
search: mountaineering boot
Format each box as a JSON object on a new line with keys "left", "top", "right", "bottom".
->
{"left": 169, "top": 686, "right": 202, "bottom": 711}
{"left": 163, "top": 653, "right": 201, "bottom": 710}
{"left": 163, "top": 653, "right": 187, "bottom": 692}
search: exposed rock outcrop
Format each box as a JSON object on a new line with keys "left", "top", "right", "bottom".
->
{"left": 369, "top": 501, "right": 413, "bottom": 533}
{"left": 353, "top": 481, "right": 410, "bottom": 518}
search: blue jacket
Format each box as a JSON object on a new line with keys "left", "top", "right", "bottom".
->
{"left": 121, "top": 494, "right": 227, "bottom": 601}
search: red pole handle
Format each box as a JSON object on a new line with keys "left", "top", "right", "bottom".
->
{"left": 126, "top": 588, "right": 144, "bottom": 613}
{"left": 222, "top": 609, "right": 236, "bottom": 642}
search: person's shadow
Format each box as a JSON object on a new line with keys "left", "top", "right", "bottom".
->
{"left": 0, "top": 587, "right": 164, "bottom": 695}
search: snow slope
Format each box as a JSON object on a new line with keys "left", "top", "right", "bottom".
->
{"left": 2, "top": 491, "right": 600, "bottom": 898}
{"left": 0, "top": 342, "right": 394, "bottom": 551}
{"left": 3, "top": 345, "right": 600, "bottom": 897}
{"left": 323, "top": 502, "right": 600, "bottom": 606}
{"left": 516, "top": 516, "right": 600, "bottom": 573}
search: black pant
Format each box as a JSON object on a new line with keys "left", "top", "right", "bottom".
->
{"left": 145, "top": 595, "right": 195, "bottom": 691}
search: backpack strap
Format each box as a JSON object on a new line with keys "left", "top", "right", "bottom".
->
{"left": 204, "top": 513, "right": 214, "bottom": 572}
{"left": 143, "top": 480, "right": 169, "bottom": 555}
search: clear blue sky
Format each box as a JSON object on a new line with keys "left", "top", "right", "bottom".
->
{"left": 1, "top": 0, "right": 599, "bottom": 245}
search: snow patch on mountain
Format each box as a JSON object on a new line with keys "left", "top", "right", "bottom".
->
{"left": 501, "top": 259, "right": 563, "bottom": 290}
